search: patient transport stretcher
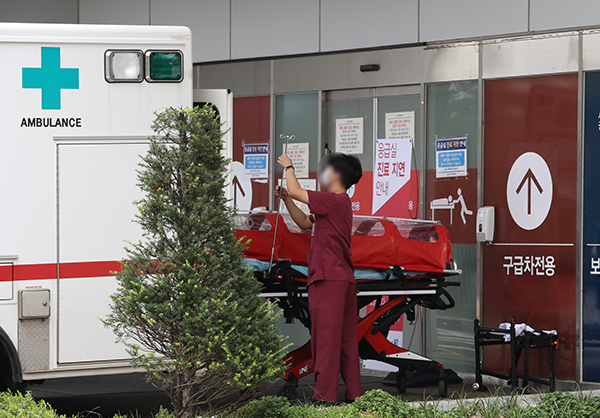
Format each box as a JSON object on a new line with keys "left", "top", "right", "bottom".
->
{"left": 234, "top": 212, "right": 461, "bottom": 397}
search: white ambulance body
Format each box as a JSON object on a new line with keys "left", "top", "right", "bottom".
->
{"left": 0, "top": 23, "right": 231, "bottom": 388}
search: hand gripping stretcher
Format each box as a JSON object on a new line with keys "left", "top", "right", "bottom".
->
{"left": 234, "top": 211, "right": 461, "bottom": 398}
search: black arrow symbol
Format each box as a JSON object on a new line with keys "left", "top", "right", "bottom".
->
{"left": 516, "top": 168, "right": 543, "bottom": 215}
{"left": 232, "top": 176, "right": 245, "bottom": 207}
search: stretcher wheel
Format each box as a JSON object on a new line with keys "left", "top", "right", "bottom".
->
{"left": 277, "top": 381, "right": 299, "bottom": 400}
{"left": 396, "top": 371, "right": 407, "bottom": 395}
{"left": 438, "top": 368, "right": 447, "bottom": 397}
{"left": 472, "top": 382, "right": 487, "bottom": 392}
{"left": 438, "top": 378, "right": 448, "bottom": 397}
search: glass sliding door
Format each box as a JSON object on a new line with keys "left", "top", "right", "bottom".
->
{"left": 272, "top": 92, "right": 320, "bottom": 351}
{"left": 324, "top": 89, "right": 422, "bottom": 219}
{"left": 424, "top": 81, "right": 479, "bottom": 374}
{"left": 324, "top": 88, "right": 426, "bottom": 364}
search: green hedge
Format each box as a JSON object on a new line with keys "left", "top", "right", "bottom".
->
{"left": 4, "top": 388, "right": 600, "bottom": 418}
{"left": 0, "top": 391, "right": 68, "bottom": 418}
{"left": 226, "top": 390, "right": 600, "bottom": 418}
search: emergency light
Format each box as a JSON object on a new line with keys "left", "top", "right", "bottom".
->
{"left": 146, "top": 51, "right": 182, "bottom": 82}
{"left": 104, "top": 50, "right": 143, "bottom": 82}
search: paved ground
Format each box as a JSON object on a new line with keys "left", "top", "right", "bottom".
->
{"left": 31, "top": 373, "right": 169, "bottom": 417}
{"left": 29, "top": 372, "right": 541, "bottom": 417}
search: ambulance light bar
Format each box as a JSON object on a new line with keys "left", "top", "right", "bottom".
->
{"left": 145, "top": 51, "right": 182, "bottom": 82}
{"left": 104, "top": 50, "right": 143, "bottom": 82}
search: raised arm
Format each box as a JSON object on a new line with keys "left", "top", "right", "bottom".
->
{"left": 275, "top": 186, "right": 313, "bottom": 230}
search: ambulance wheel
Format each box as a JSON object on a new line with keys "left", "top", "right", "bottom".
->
{"left": 278, "top": 381, "right": 298, "bottom": 400}
{"left": 0, "top": 373, "right": 27, "bottom": 394}
{"left": 0, "top": 352, "right": 26, "bottom": 393}
{"left": 396, "top": 371, "right": 407, "bottom": 395}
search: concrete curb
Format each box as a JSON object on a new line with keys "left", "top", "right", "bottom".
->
{"left": 408, "top": 389, "right": 600, "bottom": 411}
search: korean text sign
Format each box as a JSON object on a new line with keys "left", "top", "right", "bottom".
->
{"left": 385, "top": 111, "right": 414, "bottom": 140}
{"left": 372, "top": 138, "right": 412, "bottom": 213}
{"left": 285, "top": 142, "right": 309, "bottom": 178}
{"left": 244, "top": 143, "right": 269, "bottom": 178}
{"left": 335, "top": 117, "right": 364, "bottom": 154}
{"left": 435, "top": 137, "right": 467, "bottom": 178}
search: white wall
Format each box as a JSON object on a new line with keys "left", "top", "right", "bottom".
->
{"left": 420, "top": 0, "right": 528, "bottom": 42}
{"left": 4, "top": 0, "right": 600, "bottom": 63}
{"left": 79, "top": 0, "right": 150, "bottom": 25}
{"left": 530, "top": 0, "right": 600, "bottom": 31}
{"left": 231, "top": 0, "right": 319, "bottom": 60}
{"left": 150, "top": 0, "right": 230, "bottom": 63}
{"left": 320, "top": 0, "right": 418, "bottom": 52}
{"left": 0, "top": 0, "right": 78, "bottom": 24}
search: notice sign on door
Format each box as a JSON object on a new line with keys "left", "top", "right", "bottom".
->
{"left": 243, "top": 143, "right": 269, "bottom": 179}
{"left": 372, "top": 138, "right": 412, "bottom": 213}
{"left": 385, "top": 111, "right": 414, "bottom": 140}
{"left": 279, "top": 178, "right": 316, "bottom": 214}
{"left": 436, "top": 137, "right": 467, "bottom": 178}
{"left": 285, "top": 142, "right": 309, "bottom": 178}
{"left": 335, "top": 117, "right": 364, "bottom": 154}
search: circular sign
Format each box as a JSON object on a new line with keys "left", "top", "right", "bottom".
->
{"left": 506, "top": 152, "right": 553, "bottom": 231}
{"left": 231, "top": 161, "right": 253, "bottom": 211}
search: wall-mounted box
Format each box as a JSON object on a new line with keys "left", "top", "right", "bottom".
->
{"left": 19, "top": 289, "right": 50, "bottom": 319}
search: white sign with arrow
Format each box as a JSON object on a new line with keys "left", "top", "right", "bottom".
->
{"left": 231, "top": 161, "right": 253, "bottom": 211}
{"left": 506, "top": 152, "right": 553, "bottom": 231}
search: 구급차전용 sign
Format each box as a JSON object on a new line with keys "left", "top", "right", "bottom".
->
{"left": 335, "top": 117, "right": 364, "bottom": 154}
{"left": 385, "top": 111, "right": 414, "bottom": 140}
{"left": 435, "top": 137, "right": 467, "bottom": 178}
{"left": 243, "top": 143, "right": 269, "bottom": 179}
{"left": 372, "top": 138, "right": 413, "bottom": 214}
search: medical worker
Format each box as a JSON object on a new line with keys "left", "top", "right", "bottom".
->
{"left": 275, "top": 152, "right": 363, "bottom": 405}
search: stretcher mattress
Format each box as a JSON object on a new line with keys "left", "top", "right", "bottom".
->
{"left": 235, "top": 212, "right": 453, "bottom": 273}
{"left": 244, "top": 257, "right": 389, "bottom": 281}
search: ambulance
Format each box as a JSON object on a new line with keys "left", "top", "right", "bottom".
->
{"left": 0, "top": 23, "right": 232, "bottom": 390}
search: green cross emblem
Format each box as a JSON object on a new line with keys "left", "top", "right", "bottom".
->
{"left": 22, "top": 47, "right": 79, "bottom": 110}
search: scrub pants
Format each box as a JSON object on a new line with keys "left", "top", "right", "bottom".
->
{"left": 308, "top": 280, "right": 361, "bottom": 402}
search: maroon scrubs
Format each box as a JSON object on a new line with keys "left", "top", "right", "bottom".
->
{"left": 306, "top": 190, "right": 361, "bottom": 403}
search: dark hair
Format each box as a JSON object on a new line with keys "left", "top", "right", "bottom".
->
{"left": 324, "top": 153, "right": 363, "bottom": 189}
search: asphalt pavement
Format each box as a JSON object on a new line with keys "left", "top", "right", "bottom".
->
{"left": 30, "top": 372, "right": 477, "bottom": 417}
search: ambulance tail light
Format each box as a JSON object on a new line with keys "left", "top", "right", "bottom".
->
{"left": 105, "top": 50, "right": 143, "bottom": 82}
{"left": 145, "top": 51, "right": 183, "bottom": 82}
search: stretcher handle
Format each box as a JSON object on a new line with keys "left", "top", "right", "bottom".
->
{"left": 435, "top": 288, "right": 455, "bottom": 310}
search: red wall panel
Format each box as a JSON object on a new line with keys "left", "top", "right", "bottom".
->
{"left": 233, "top": 96, "right": 271, "bottom": 209}
{"left": 482, "top": 74, "right": 578, "bottom": 378}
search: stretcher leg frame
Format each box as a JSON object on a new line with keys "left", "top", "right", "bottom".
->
{"left": 275, "top": 287, "right": 451, "bottom": 398}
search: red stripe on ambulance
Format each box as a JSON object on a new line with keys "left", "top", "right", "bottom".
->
{"left": 0, "top": 260, "right": 122, "bottom": 282}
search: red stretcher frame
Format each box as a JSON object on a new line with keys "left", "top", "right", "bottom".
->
{"left": 235, "top": 212, "right": 461, "bottom": 398}
{"left": 253, "top": 261, "right": 459, "bottom": 398}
